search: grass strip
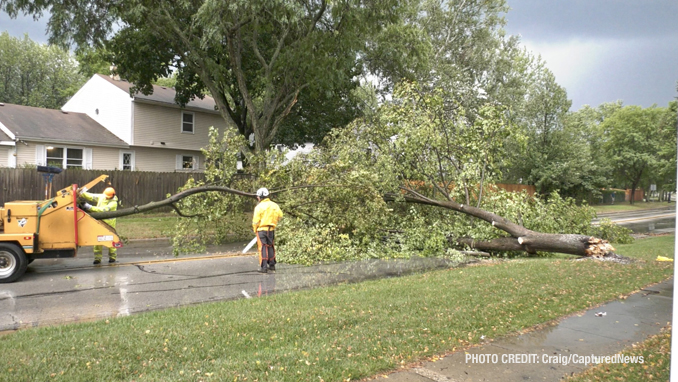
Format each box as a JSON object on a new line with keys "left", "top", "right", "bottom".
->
{"left": 567, "top": 325, "right": 671, "bottom": 382}
{"left": 0, "top": 236, "right": 673, "bottom": 382}
{"left": 593, "top": 202, "right": 673, "bottom": 214}
{"left": 116, "top": 213, "right": 178, "bottom": 239}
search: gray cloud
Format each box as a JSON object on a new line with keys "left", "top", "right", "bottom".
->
{"left": 0, "top": 12, "right": 49, "bottom": 43}
{"left": 564, "top": 36, "right": 678, "bottom": 109}
{"left": 505, "top": 0, "right": 678, "bottom": 109}
{"left": 504, "top": 0, "right": 678, "bottom": 41}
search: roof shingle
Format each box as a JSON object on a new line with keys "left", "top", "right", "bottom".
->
{"left": 95, "top": 74, "right": 218, "bottom": 112}
{"left": 0, "top": 103, "right": 128, "bottom": 147}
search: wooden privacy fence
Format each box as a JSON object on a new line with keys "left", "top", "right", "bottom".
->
{"left": 0, "top": 168, "right": 205, "bottom": 208}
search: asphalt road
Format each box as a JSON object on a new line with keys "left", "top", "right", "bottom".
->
{"left": 593, "top": 205, "right": 676, "bottom": 234}
{"left": 0, "top": 239, "right": 462, "bottom": 333}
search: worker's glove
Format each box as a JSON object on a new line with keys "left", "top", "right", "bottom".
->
{"left": 77, "top": 187, "right": 87, "bottom": 196}
{"left": 82, "top": 203, "right": 92, "bottom": 211}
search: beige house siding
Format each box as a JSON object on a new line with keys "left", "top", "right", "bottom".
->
{"left": 0, "top": 146, "right": 10, "bottom": 167}
{"left": 133, "top": 102, "right": 227, "bottom": 151}
{"left": 131, "top": 146, "right": 205, "bottom": 173}
{"left": 91, "top": 147, "right": 123, "bottom": 170}
{"left": 15, "top": 142, "right": 37, "bottom": 167}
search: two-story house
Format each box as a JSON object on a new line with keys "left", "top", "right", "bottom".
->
{"left": 61, "top": 74, "right": 229, "bottom": 172}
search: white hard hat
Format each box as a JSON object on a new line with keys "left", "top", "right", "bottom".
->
{"left": 256, "top": 188, "right": 269, "bottom": 198}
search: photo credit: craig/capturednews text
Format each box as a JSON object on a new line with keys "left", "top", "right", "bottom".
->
{"left": 465, "top": 353, "right": 644, "bottom": 366}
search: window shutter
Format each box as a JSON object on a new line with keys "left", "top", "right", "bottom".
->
{"left": 8, "top": 149, "right": 16, "bottom": 168}
{"left": 84, "top": 148, "right": 93, "bottom": 169}
{"left": 35, "top": 145, "right": 46, "bottom": 166}
{"left": 176, "top": 155, "right": 182, "bottom": 170}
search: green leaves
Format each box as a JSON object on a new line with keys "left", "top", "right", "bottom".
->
{"left": 0, "top": 32, "right": 85, "bottom": 109}
{"left": 600, "top": 103, "right": 676, "bottom": 202}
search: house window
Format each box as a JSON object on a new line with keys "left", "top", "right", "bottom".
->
{"left": 176, "top": 154, "right": 199, "bottom": 171}
{"left": 47, "top": 147, "right": 83, "bottom": 169}
{"left": 120, "top": 151, "right": 135, "bottom": 170}
{"left": 181, "top": 112, "right": 194, "bottom": 134}
{"left": 182, "top": 155, "right": 194, "bottom": 169}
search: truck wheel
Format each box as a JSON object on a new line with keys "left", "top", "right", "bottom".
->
{"left": 0, "top": 243, "right": 28, "bottom": 283}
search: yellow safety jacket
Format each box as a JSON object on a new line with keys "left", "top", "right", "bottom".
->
{"left": 81, "top": 192, "right": 118, "bottom": 228}
{"left": 252, "top": 198, "right": 283, "bottom": 232}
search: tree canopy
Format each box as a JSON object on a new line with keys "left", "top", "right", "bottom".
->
{"left": 0, "top": 32, "right": 84, "bottom": 108}
{"left": 601, "top": 103, "right": 677, "bottom": 204}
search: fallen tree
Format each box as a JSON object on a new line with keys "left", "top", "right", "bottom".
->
{"left": 384, "top": 189, "right": 616, "bottom": 258}
{"left": 91, "top": 183, "right": 619, "bottom": 259}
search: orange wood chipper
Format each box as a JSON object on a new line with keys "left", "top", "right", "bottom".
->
{"left": 0, "top": 175, "right": 123, "bottom": 283}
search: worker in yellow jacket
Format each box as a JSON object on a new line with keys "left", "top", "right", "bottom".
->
{"left": 252, "top": 188, "right": 283, "bottom": 273}
{"left": 80, "top": 187, "right": 119, "bottom": 265}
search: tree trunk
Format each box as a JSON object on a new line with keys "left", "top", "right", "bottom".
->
{"left": 384, "top": 188, "right": 617, "bottom": 258}
{"left": 455, "top": 234, "right": 614, "bottom": 258}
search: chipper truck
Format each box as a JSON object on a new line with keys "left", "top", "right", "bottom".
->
{"left": 0, "top": 175, "right": 123, "bottom": 283}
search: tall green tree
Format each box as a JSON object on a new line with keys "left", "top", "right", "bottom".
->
{"left": 506, "top": 62, "right": 579, "bottom": 196}
{"left": 600, "top": 104, "right": 675, "bottom": 204}
{"left": 2, "top": 0, "right": 404, "bottom": 151}
{"left": 0, "top": 32, "right": 84, "bottom": 108}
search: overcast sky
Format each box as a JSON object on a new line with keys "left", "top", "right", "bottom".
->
{"left": 2, "top": 1, "right": 677, "bottom": 111}
{"left": 503, "top": 0, "right": 678, "bottom": 110}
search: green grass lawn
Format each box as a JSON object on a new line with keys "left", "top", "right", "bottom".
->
{"left": 115, "top": 213, "right": 179, "bottom": 239}
{"left": 567, "top": 325, "right": 671, "bottom": 382}
{"left": 593, "top": 201, "right": 674, "bottom": 214}
{"left": 0, "top": 236, "right": 673, "bottom": 382}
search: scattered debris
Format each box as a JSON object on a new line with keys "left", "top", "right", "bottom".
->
{"left": 594, "top": 312, "right": 606, "bottom": 317}
{"left": 656, "top": 256, "right": 673, "bottom": 262}
{"left": 241, "top": 290, "right": 251, "bottom": 299}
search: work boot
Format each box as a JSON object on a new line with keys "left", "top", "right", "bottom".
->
{"left": 257, "top": 266, "right": 268, "bottom": 274}
{"left": 93, "top": 259, "right": 101, "bottom": 265}
{"left": 268, "top": 264, "right": 276, "bottom": 272}
{"left": 108, "top": 259, "right": 116, "bottom": 264}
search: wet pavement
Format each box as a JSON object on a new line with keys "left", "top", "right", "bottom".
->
{"left": 0, "top": 239, "right": 464, "bottom": 332}
{"left": 373, "top": 279, "right": 673, "bottom": 382}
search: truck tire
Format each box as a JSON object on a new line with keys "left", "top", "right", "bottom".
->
{"left": 0, "top": 243, "right": 28, "bottom": 283}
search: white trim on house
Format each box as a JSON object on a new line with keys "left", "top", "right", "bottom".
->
{"left": 0, "top": 120, "right": 16, "bottom": 140}
{"left": 175, "top": 153, "right": 200, "bottom": 171}
{"left": 130, "top": 102, "right": 135, "bottom": 145}
{"left": 25, "top": 138, "right": 128, "bottom": 149}
{"left": 119, "top": 150, "right": 136, "bottom": 170}
{"left": 37, "top": 145, "right": 90, "bottom": 169}
{"left": 35, "top": 144, "right": 46, "bottom": 166}
{"left": 84, "top": 148, "right": 93, "bottom": 170}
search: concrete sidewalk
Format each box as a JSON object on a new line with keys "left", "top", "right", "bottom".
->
{"left": 374, "top": 278, "right": 672, "bottom": 382}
